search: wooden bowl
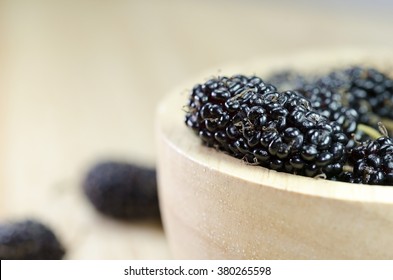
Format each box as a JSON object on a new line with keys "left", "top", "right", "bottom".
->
{"left": 155, "top": 49, "right": 393, "bottom": 259}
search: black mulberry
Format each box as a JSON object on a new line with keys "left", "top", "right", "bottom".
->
{"left": 341, "top": 135, "right": 393, "bottom": 185}
{"left": 345, "top": 67, "right": 393, "bottom": 122}
{"left": 185, "top": 75, "right": 349, "bottom": 179}
{"left": 83, "top": 161, "right": 160, "bottom": 220}
{"left": 0, "top": 219, "right": 65, "bottom": 260}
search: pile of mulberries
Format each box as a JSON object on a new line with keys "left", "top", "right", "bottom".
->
{"left": 269, "top": 66, "right": 393, "bottom": 133}
{"left": 185, "top": 66, "right": 393, "bottom": 186}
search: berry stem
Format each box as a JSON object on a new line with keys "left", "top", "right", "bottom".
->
{"left": 380, "top": 118, "right": 393, "bottom": 135}
{"left": 314, "top": 173, "right": 327, "bottom": 179}
{"left": 343, "top": 165, "right": 354, "bottom": 173}
{"left": 357, "top": 124, "right": 383, "bottom": 140}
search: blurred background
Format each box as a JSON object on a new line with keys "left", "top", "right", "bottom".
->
{"left": 1, "top": 0, "right": 393, "bottom": 259}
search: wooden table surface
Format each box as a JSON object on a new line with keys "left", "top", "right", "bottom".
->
{"left": 1, "top": 0, "right": 393, "bottom": 259}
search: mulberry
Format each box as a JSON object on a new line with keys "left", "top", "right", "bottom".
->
{"left": 340, "top": 134, "right": 393, "bottom": 185}
{"left": 83, "top": 161, "right": 160, "bottom": 220}
{"left": 0, "top": 220, "right": 65, "bottom": 260}
{"left": 185, "top": 75, "right": 349, "bottom": 179}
